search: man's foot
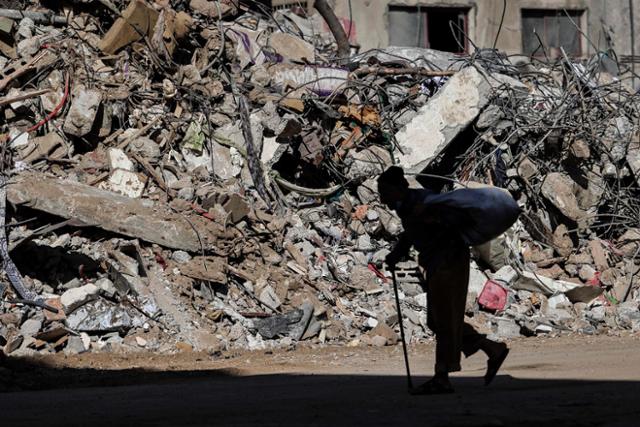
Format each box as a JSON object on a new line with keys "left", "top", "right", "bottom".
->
{"left": 409, "top": 377, "right": 455, "bottom": 395}
{"left": 484, "top": 342, "right": 509, "bottom": 386}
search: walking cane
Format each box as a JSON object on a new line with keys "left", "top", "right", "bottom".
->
{"left": 390, "top": 266, "right": 414, "bottom": 392}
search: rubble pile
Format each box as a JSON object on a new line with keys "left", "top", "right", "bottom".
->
{"left": 0, "top": 1, "right": 639, "bottom": 357}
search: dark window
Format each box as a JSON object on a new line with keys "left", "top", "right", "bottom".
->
{"left": 388, "top": 6, "right": 468, "bottom": 53}
{"left": 522, "top": 9, "right": 583, "bottom": 57}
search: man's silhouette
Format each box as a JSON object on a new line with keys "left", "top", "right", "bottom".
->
{"left": 378, "top": 166, "right": 509, "bottom": 394}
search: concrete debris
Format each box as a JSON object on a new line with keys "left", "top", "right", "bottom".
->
{"left": 101, "top": 169, "right": 147, "bottom": 198}
{"left": 66, "top": 300, "right": 143, "bottom": 333}
{"left": 394, "top": 66, "right": 492, "bottom": 172}
{"left": 62, "top": 86, "right": 102, "bottom": 137}
{"left": 541, "top": 173, "right": 585, "bottom": 221}
{"left": 60, "top": 284, "right": 100, "bottom": 313}
{"left": 0, "top": 1, "right": 638, "bottom": 360}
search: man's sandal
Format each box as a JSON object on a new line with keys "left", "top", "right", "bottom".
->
{"left": 485, "top": 346, "right": 509, "bottom": 386}
{"left": 409, "top": 379, "right": 455, "bottom": 395}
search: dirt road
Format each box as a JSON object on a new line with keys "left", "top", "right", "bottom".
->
{"left": 1, "top": 334, "right": 640, "bottom": 426}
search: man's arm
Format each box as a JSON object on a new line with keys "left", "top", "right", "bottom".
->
{"left": 386, "top": 232, "right": 411, "bottom": 267}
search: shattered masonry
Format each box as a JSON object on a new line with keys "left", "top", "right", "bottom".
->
{"left": 0, "top": 1, "right": 639, "bottom": 358}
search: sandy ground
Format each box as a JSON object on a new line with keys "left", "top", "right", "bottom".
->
{"left": 1, "top": 334, "right": 640, "bottom": 426}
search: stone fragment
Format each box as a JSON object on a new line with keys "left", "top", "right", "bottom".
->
{"left": 535, "top": 324, "right": 553, "bottom": 334}
{"left": 517, "top": 157, "right": 538, "bottom": 181}
{"left": 567, "top": 252, "right": 593, "bottom": 265}
{"left": 491, "top": 265, "right": 518, "bottom": 287}
{"left": 223, "top": 193, "right": 250, "bottom": 223}
{"left": 370, "top": 335, "right": 388, "bottom": 347}
{"left": 492, "top": 318, "right": 521, "bottom": 339}
{"left": 468, "top": 264, "right": 488, "bottom": 296}
{"left": 547, "top": 294, "right": 571, "bottom": 310}
{"left": 96, "top": 278, "right": 118, "bottom": 299}
{"left": 618, "top": 229, "right": 640, "bottom": 257}
{"left": 100, "top": 169, "right": 147, "bottom": 198}
{"left": 368, "top": 323, "right": 398, "bottom": 345}
{"left": 172, "top": 250, "right": 192, "bottom": 264}
{"left": 63, "top": 86, "right": 102, "bottom": 137}
{"left": 20, "top": 318, "right": 42, "bottom": 337}
{"left": 209, "top": 141, "right": 242, "bottom": 180}
{"left": 569, "top": 139, "right": 590, "bottom": 159}
{"left": 107, "top": 147, "right": 134, "bottom": 172}
{"left": 536, "top": 264, "right": 564, "bottom": 280}
{"left": 259, "top": 285, "right": 282, "bottom": 310}
{"left": 395, "top": 67, "right": 491, "bottom": 172}
{"left": 135, "top": 336, "right": 147, "bottom": 347}
{"left": 268, "top": 32, "right": 315, "bottom": 63}
{"left": 599, "top": 268, "right": 619, "bottom": 287}
{"left": 65, "top": 336, "right": 87, "bottom": 354}
{"left": 130, "top": 137, "right": 161, "bottom": 162}
{"left": 356, "top": 234, "right": 374, "bottom": 252}
{"left": 553, "top": 224, "right": 573, "bottom": 257}
{"left": 587, "top": 305, "right": 606, "bottom": 322}
{"left": 60, "top": 284, "right": 100, "bottom": 313}
{"left": 616, "top": 302, "right": 640, "bottom": 329}
{"left": 541, "top": 173, "right": 584, "bottom": 221}
{"left": 514, "top": 271, "right": 599, "bottom": 301}
{"left": 189, "top": 0, "right": 236, "bottom": 18}
{"left": 589, "top": 240, "right": 609, "bottom": 271}
{"left": 578, "top": 265, "right": 597, "bottom": 282}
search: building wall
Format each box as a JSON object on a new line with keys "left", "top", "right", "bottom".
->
{"left": 331, "top": 0, "right": 639, "bottom": 59}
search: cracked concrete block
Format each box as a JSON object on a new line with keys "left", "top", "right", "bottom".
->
{"left": 63, "top": 86, "right": 102, "bottom": 137}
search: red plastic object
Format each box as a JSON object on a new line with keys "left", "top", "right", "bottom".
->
{"left": 478, "top": 280, "right": 508, "bottom": 311}
{"left": 587, "top": 271, "right": 601, "bottom": 287}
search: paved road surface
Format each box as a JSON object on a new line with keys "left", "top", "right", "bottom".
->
{"left": 1, "top": 335, "right": 639, "bottom": 426}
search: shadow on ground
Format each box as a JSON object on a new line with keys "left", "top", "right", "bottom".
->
{"left": 0, "top": 356, "right": 638, "bottom": 427}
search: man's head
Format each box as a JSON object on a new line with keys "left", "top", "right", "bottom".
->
{"left": 377, "top": 166, "right": 409, "bottom": 209}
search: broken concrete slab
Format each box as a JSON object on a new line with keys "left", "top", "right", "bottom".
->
{"left": 7, "top": 172, "right": 235, "bottom": 253}
{"left": 394, "top": 66, "right": 492, "bottom": 172}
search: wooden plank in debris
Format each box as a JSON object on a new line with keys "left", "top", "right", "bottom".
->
{"left": 7, "top": 172, "right": 233, "bottom": 253}
{"left": 99, "top": 0, "right": 159, "bottom": 54}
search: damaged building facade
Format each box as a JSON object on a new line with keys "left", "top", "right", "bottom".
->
{"left": 331, "top": 1, "right": 639, "bottom": 73}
